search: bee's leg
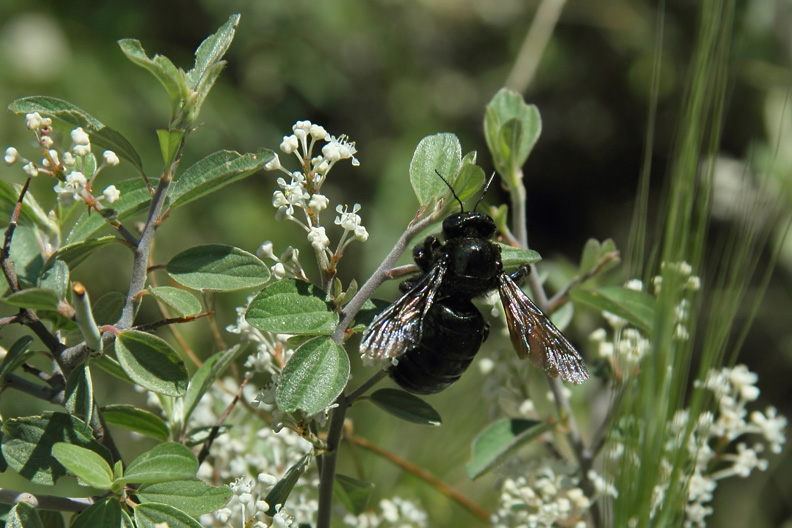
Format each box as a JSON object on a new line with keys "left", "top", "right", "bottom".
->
{"left": 413, "top": 236, "right": 442, "bottom": 272}
{"left": 509, "top": 264, "right": 532, "bottom": 283}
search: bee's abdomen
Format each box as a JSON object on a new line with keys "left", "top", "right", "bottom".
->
{"left": 389, "top": 296, "right": 489, "bottom": 394}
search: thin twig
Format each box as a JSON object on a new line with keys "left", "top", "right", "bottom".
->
{"left": 197, "top": 374, "right": 251, "bottom": 464}
{"left": 133, "top": 312, "right": 214, "bottom": 333}
{"left": 0, "top": 488, "right": 94, "bottom": 513}
{"left": 347, "top": 434, "right": 490, "bottom": 523}
{"left": 547, "top": 251, "right": 621, "bottom": 312}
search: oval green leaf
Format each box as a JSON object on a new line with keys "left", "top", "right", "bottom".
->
{"left": 122, "top": 443, "right": 198, "bottom": 485}
{"left": 409, "top": 133, "right": 462, "bottom": 206}
{"left": 138, "top": 480, "right": 232, "bottom": 516}
{"left": 38, "top": 260, "right": 70, "bottom": 300}
{"left": 246, "top": 279, "right": 338, "bottom": 335}
{"left": 166, "top": 244, "right": 270, "bottom": 291}
{"left": 114, "top": 330, "right": 188, "bottom": 397}
{"left": 183, "top": 345, "right": 244, "bottom": 424}
{"left": 7, "top": 501, "right": 44, "bottom": 528}
{"left": 466, "top": 418, "right": 551, "bottom": 480}
{"left": 2, "top": 288, "right": 60, "bottom": 311}
{"left": 64, "top": 364, "right": 93, "bottom": 422}
{"left": 276, "top": 337, "right": 349, "bottom": 414}
{"left": 1, "top": 412, "right": 112, "bottom": 485}
{"left": 370, "top": 388, "right": 442, "bottom": 426}
{"left": 148, "top": 286, "right": 201, "bottom": 316}
{"left": 101, "top": 404, "right": 169, "bottom": 442}
{"left": 71, "top": 498, "right": 132, "bottom": 528}
{"left": 484, "top": 88, "right": 542, "bottom": 175}
{"left": 0, "top": 336, "right": 35, "bottom": 381}
{"left": 133, "top": 502, "right": 202, "bottom": 528}
{"left": 52, "top": 443, "right": 113, "bottom": 489}
{"left": 569, "top": 286, "right": 655, "bottom": 334}
{"left": 334, "top": 474, "right": 374, "bottom": 515}
{"left": 498, "top": 244, "right": 542, "bottom": 270}
{"left": 168, "top": 149, "right": 274, "bottom": 210}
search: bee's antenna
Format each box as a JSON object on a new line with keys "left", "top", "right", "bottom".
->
{"left": 434, "top": 169, "right": 465, "bottom": 212}
{"left": 473, "top": 172, "right": 497, "bottom": 211}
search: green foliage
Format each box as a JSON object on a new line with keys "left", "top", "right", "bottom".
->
{"left": 245, "top": 278, "right": 338, "bottom": 335}
{"left": 275, "top": 337, "right": 349, "bottom": 414}
{"left": 465, "top": 418, "right": 551, "bottom": 480}
{"left": 370, "top": 388, "right": 442, "bottom": 426}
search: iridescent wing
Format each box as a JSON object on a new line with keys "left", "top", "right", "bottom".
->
{"left": 360, "top": 262, "right": 446, "bottom": 360}
{"left": 497, "top": 272, "right": 589, "bottom": 384}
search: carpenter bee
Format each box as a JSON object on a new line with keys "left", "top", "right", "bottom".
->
{"left": 360, "top": 175, "right": 589, "bottom": 394}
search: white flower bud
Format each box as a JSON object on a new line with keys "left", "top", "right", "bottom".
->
{"left": 22, "top": 162, "right": 39, "bottom": 177}
{"left": 25, "top": 112, "right": 43, "bottom": 130}
{"left": 62, "top": 152, "right": 75, "bottom": 167}
{"left": 257, "top": 241, "right": 275, "bottom": 260}
{"left": 308, "top": 194, "right": 329, "bottom": 212}
{"left": 71, "top": 127, "right": 90, "bottom": 145}
{"left": 4, "top": 147, "right": 18, "bottom": 165}
{"left": 103, "top": 150, "right": 119, "bottom": 166}
{"left": 39, "top": 135, "right": 54, "bottom": 148}
{"left": 264, "top": 153, "right": 282, "bottom": 171}
{"left": 280, "top": 135, "right": 299, "bottom": 154}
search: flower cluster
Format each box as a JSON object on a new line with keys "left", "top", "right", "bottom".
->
{"left": 4, "top": 112, "right": 120, "bottom": 208}
{"left": 265, "top": 120, "right": 366, "bottom": 262}
{"left": 491, "top": 459, "right": 592, "bottom": 528}
{"left": 342, "top": 497, "right": 428, "bottom": 528}
{"left": 678, "top": 365, "right": 787, "bottom": 526}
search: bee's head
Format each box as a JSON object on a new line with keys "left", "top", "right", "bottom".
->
{"left": 442, "top": 211, "right": 497, "bottom": 239}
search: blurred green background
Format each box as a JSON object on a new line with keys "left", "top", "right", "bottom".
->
{"left": 0, "top": 1, "right": 790, "bottom": 526}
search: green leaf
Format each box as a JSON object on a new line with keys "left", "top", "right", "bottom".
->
{"left": 166, "top": 244, "right": 270, "bottom": 291}
{"left": 8, "top": 224, "right": 44, "bottom": 286}
{"left": 7, "top": 501, "right": 43, "bottom": 528}
{"left": 579, "top": 238, "right": 619, "bottom": 277}
{"left": 148, "top": 286, "right": 201, "bottom": 316}
{"left": 71, "top": 498, "right": 133, "bottom": 528}
{"left": 101, "top": 404, "right": 169, "bottom": 442}
{"left": 334, "top": 474, "right": 374, "bottom": 515}
{"left": 276, "top": 337, "right": 349, "bottom": 414}
{"left": 264, "top": 454, "right": 311, "bottom": 516}
{"left": 118, "top": 39, "right": 185, "bottom": 113}
{"left": 114, "top": 330, "right": 188, "bottom": 397}
{"left": 38, "top": 511, "right": 66, "bottom": 528}
{"left": 0, "top": 336, "right": 35, "bottom": 381}
{"left": 51, "top": 443, "right": 113, "bottom": 489}
{"left": 8, "top": 96, "right": 144, "bottom": 174}
{"left": 38, "top": 260, "right": 69, "bottom": 300}
{"left": 66, "top": 178, "right": 155, "bottom": 244}
{"left": 498, "top": 244, "right": 542, "bottom": 269}
{"left": 483, "top": 88, "right": 542, "bottom": 176}
{"left": 1, "top": 412, "right": 112, "bottom": 485}
{"left": 167, "top": 149, "right": 274, "bottom": 210}
{"left": 370, "top": 389, "right": 442, "bottom": 426}
{"left": 465, "top": 418, "right": 551, "bottom": 480}
{"left": 64, "top": 364, "right": 93, "bottom": 422}
{"left": 92, "top": 291, "right": 125, "bottom": 326}
{"left": 133, "top": 502, "right": 202, "bottom": 528}
{"left": 183, "top": 345, "right": 244, "bottom": 424}
{"left": 570, "top": 286, "right": 655, "bottom": 334}
{"left": 43, "top": 236, "right": 117, "bottom": 272}
{"left": 137, "top": 480, "right": 232, "bottom": 516}
{"left": 0, "top": 179, "right": 58, "bottom": 235}
{"left": 2, "top": 288, "right": 60, "bottom": 311}
{"left": 186, "top": 14, "right": 239, "bottom": 89}
{"left": 246, "top": 279, "right": 338, "bottom": 335}
{"left": 157, "top": 129, "right": 186, "bottom": 167}
{"left": 409, "top": 133, "right": 463, "bottom": 207}
{"left": 121, "top": 443, "right": 198, "bottom": 485}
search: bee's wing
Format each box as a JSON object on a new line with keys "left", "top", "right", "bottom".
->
{"left": 497, "top": 272, "right": 589, "bottom": 384}
{"left": 360, "top": 262, "right": 446, "bottom": 361}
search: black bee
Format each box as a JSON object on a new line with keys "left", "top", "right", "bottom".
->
{"left": 360, "top": 176, "right": 589, "bottom": 394}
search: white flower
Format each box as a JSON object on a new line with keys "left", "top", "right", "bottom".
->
{"left": 53, "top": 171, "right": 88, "bottom": 202}
{"left": 4, "top": 147, "right": 18, "bottom": 164}
{"left": 750, "top": 407, "right": 787, "bottom": 454}
{"left": 39, "top": 135, "right": 53, "bottom": 148}
{"left": 625, "top": 279, "right": 643, "bottom": 291}
{"left": 335, "top": 203, "right": 363, "bottom": 231}
{"left": 308, "top": 194, "right": 329, "bottom": 212}
{"left": 257, "top": 241, "right": 276, "bottom": 260}
{"left": 62, "top": 152, "right": 75, "bottom": 167}
{"left": 322, "top": 134, "right": 359, "bottom": 166}
{"left": 354, "top": 225, "right": 369, "bottom": 242}
{"left": 25, "top": 112, "right": 43, "bottom": 130}
{"left": 309, "top": 124, "right": 327, "bottom": 140}
{"left": 271, "top": 263, "right": 286, "bottom": 280}
{"left": 103, "top": 150, "right": 119, "bottom": 166}
{"left": 102, "top": 185, "right": 120, "bottom": 204}
{"left": 280, "top": 135, "right": 299, "bottom": 154}
{"left": 307, "top": 226, "right": 330, "bottom": 251}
